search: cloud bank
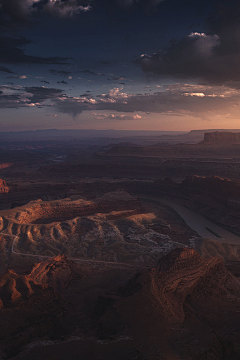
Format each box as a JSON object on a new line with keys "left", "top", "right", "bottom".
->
{"left": 0, "top": 0, "right": 92, "bottom": 22}
{"left": 1, "top": 84, "right": 239, "bottom": 121}
{"left": 137, "top": 3, "right": 240, "bottom": 86}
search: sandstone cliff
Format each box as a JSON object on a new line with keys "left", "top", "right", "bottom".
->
{"left": 201, "top": 131, "right": 240, "bottom": 145}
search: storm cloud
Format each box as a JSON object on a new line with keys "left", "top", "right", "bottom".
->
{"left": 137, "top": 2, "right": 240, "bottom": 85}
{"left": 0, "top": 0, "right": 92, "bottom": 23}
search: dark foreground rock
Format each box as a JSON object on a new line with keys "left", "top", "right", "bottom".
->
{"left": 1, "top": 249, "right": 240, "bottom": 360}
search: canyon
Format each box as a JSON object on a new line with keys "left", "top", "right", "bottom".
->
{"left": 2, "top": 248, "right": 240, "bottom": 360}
{"left": 0, "top": 130, "right": 240, "bottom": 359}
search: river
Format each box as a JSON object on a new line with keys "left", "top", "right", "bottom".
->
{"left": 142, "top": 197, "right": 240, "bottom": 245}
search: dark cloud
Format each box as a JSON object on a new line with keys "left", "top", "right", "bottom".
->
{"left": 137, "top": 2, "right": 240, "bottom": 85}
{"left": 0, "top": 0, "right": 165, "bottom": 26}
{"left": 41, "top": 80, "right": 50, "bottom": 84}
{"left": 0, "top": 36, "right": 69, "bottom": 65}
{"left": 97, "top": 0, "right": 165, "bottom": 12}
{"left": 0, "top": 0, "right": 92, "bottom": 25}
{"left": 0, "top": 86, "right": 29, "bottom": 108}
{"left": 79, "top": 69, "right": 103, "bottom": 76}
{"left": 43, "top": 0, "right": 92, "bottom": 17}
{"left": 108, "top": 76, "right": 126, "bottom": 81}
{"left": 50, "top": 69, "right": 72, "bottom": 76}
{"left": 57, "top": 80, "right": 68, "bottom": 84}
{"left": 53, "top": 95, "right": 93, "bottom": 117}
{"left": 116, "top": 0, "right": 164, "bottom": 8}
{"left": 0, "top": 0, "right": 35, "bottom": 22}
{"left": 24, "top": 86, "right": 64, "bottom": 102}
{"left": 0, "top": 66, "right": 15, "bottom": 74}
{"left": 0, "top": 85, "right": 64, "bottom": 108}
{"left": 0, "top": 94, "right": 23, "bottom": 108}
{"left": 136, "top": 33, "right": 222, "bottom": 82}
{"left": 207, "top": 1, "right": 240, "bottom": 59}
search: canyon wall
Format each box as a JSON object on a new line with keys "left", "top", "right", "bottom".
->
{"left": 202, "top": 131, "right": 240, "bottom": 145}
{"left": 182, "top": 175, "right": 240, "bottom": 199}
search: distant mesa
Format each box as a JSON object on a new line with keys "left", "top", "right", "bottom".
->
{"left": 99, "top": 130, "right": 240, "bottom": 158}
{"left": 200, "top": 131, "right": 240, "bottom": 145}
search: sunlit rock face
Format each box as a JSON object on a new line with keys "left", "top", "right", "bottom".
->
{"left": 0, "top": 191, "right": 185, "bottom": 264}
{"left": 5, "top": 190, "right": 142, "bottom": 224}
{"left": 0, "top": 179, "right": 9, "bottom": 194}
{"left": 30, "top": 254, "right": 80, "bottom": 291}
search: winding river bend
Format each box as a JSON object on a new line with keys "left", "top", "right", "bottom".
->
{"left": 142, "top": 197, "right": 240, "bottom": 245}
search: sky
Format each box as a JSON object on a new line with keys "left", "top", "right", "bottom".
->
{"left": 1, "top": 0, "right": 240, "bottom": 131}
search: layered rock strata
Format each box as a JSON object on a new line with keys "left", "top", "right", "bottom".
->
{"left": 0, "top": 191, "right": 186, "bottom": 263}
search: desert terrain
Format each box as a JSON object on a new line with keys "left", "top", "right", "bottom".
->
{"left": 1, "top": 130, "right": 240, "bottom": 359}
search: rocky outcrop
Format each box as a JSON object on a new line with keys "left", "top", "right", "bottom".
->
{"left": 2, "top": 190, "right": 142, "bottom": 224}
{"left": 0, "top": 257, "right": 69, "bottom": 359}
{"left": 150, "top": 248, "right": 235, "bottom": 321}
{"left": 0, "top": 268, "right": 63, "bottom": 309}
{"left": 94, "top": 248, "right": 240, "bottom": 360}
{"left": 30, "top": 254, "right": 80, "bottom": 291}
{"left": 0, "top": 192, "right": 179, "bottom": 264}
{"left": 0, "top": 179, "right": 9, "bottom": 194}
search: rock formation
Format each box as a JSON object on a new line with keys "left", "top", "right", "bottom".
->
{"left": 2, "top": 190, "right": 142, "bottom": 224}
{"left": 1, "top": 249, "right": 240, "bottom": 359}
{"left": 182, "top": 174, "right": 240, "bottom": 199}
{"left": 0, "top": 258, "right": 67, "bottom": 359}
{"left": 0, "top": 191, "right": 188, "bottom": 264}
{"left": 30, "top": 254, "right": 80, "bottom": 291}
{"left": 93, "top": 248, "right": 240, "bottom": 359}
{"left": 200, "top": 131, "right": 240, "bottom": 145}
{"left": 0, "top": 179, "right": 9, "bottom": 194}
